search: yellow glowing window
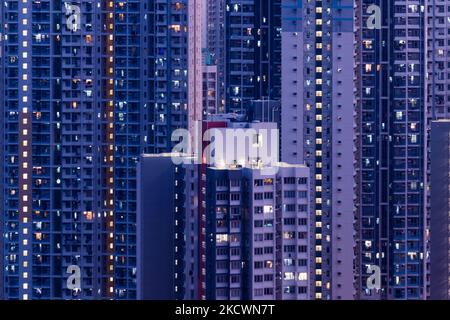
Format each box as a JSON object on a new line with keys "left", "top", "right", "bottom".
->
{"left": 363, "top": 40, "right": 373, "bottom": 49}
{"left": 316, "top": 174, "right": 322, "bottom": 180}
{"left": 316, "top": 91, "right": 322, "bottom": 97}
{"left": 316, "top": 115, "right": 322, "bottom": 121}
{"left": 316, "top": 31, "right": 322, "bottom": 37}
{"left": 86, "top": 211, "right": 93, "bottom": 221}
{"left": 316, "top": 19, "right": 322, "bottom": 25}
{"left": 316, "top": 67, "right": 322, "bottom": 73}
{"left": 316, "top": 55, "right": 322, "bottom": 61}
{"left": 316, "top": 79, "right": 322, "bottom": 85}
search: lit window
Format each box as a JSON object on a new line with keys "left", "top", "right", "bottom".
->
{"left": 298, "top": 272, "right": 308, "bottom": 281}
{"left": 284, "top": 272, "right": 295, "bottom": 280}
{"left": 216, "top": 234, "right": 229, "bottom": 243}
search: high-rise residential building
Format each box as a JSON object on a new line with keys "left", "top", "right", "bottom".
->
{"left": 183, "top": 117, "right": 281, "bottom": 300}
{"left": 224, "top": 0, "right": 282, "bottom": 113}
{"left": 136, "top": 152, "right": 310, "bottom": 301}
{"left": 113, "top": 0, "right": 149, "bottom": 300}
{"left": 136, "top": 154, "right": 192, "bottom": 300}
{"left": 207, "top": 0, "right": 226, "bottom": 112}
{"left": 0, "top": 0, "right": 113, "bottom": 300}
{"left": 149, "top": 1, "right": 189, "bottom": 154}
{"left": 429, "top": 120, "right": 450, "bottom": 300}
{"left": 355, "top": 0, "right": 427, "bottom": 299}
{"left": 281, "top": 0, "right": 356, "bottom": 300}
{"left": 0, "top": 0, "right": 195, "bottom": 300}
{"left": 188, "top": 0, "right": 206, "bottom": 149}
{"left": 205, "top": 1, "right": 282, "bottom": 114}
{"left": 253, "top": 0, "right": 282, "bottom": 103}
{"left": 427, "top": 1, "right": 450, "bottom": 120}
{"left": 205, "top": 163, "right": 311, "bottom": 300}
{"left": 424, "top": 0, "right": 449, "bottom": 300}
{"left": 182, "top": 156, "right": 202, "bottom": 301}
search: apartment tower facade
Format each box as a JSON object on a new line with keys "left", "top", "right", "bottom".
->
{"left": 281, "top": 0, "right": 356, "bottom": 299}
{"left": 0, "top": 0, "right": 193, "bottom": 299}
{"left": 355, "top": 0, "right": 428, "bottom": 299}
